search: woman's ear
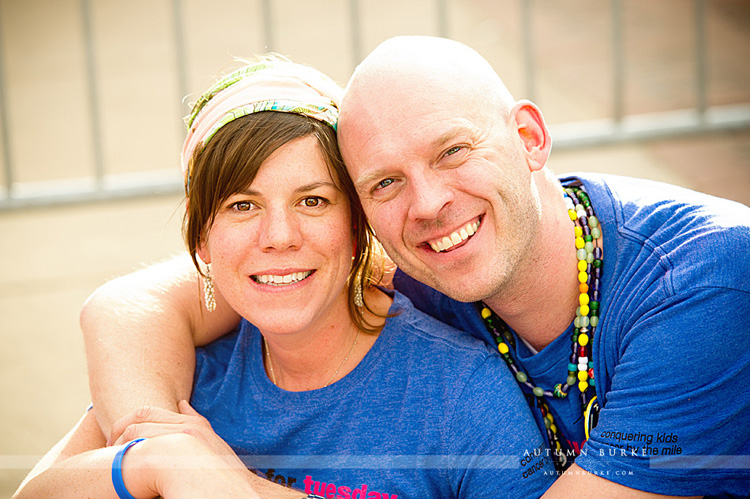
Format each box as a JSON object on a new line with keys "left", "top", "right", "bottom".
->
{"left": 511, "top": 100, "right": 552, "bottom": 172}
{"left": 197, "top": 241, "right": 211, "bottom": 265}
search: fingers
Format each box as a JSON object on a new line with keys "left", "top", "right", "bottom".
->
{"left": 113, "top": 422, "right": 192, "bottom": 447}
{"left": 110, "top": 405, "right": 195, "bottom": 446}
{"left": 178, "top": 399, "right": 201, "bottom": 417}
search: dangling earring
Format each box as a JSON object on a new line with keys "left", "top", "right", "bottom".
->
{"left": 353, "top": 266, "right": 365, "bottom": 308}
{"left": 203, "top": 264, "right": 216, "bottom": 312}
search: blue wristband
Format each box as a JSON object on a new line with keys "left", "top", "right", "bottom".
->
{"left": 112, "top": 438, "right": 147, "bottom": 499}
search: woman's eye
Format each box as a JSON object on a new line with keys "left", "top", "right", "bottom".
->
{"left": 232, "top": 201, "right": 254, "bottom": 211}
{"left": 301, "top": 197, "right": 325, "bottom": 207}
{"left": 376, "top": 178, "right": 395, "bottom": 190}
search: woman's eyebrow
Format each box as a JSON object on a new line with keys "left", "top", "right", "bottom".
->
{"left": 235, "top": 181, "right": 337, "bottom": 197}
{"left": 294, "top": 181, "right": 337, "bottom": 193}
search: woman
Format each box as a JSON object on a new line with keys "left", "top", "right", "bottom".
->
{"left": 14, "top": 59, "right": 554, "bottom": 499}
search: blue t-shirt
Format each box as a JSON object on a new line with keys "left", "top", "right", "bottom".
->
{"left": 191, "top": 291, "right": 556, "bottom": 499}
{"left": 392, "top": 173, "right": 750, "bottom": 497}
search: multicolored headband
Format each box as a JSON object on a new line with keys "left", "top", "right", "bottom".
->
{"left": 181, "top": 60, "right": 342, "bottom": 193}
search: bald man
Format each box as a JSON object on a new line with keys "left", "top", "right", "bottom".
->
{"left": 81, "top": 37, "right": 750, "bottom": 498}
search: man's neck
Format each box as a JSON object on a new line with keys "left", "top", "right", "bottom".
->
{"left": 483, "top": 180, "right": 580, "bottom": 352}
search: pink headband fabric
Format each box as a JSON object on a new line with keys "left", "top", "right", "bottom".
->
{"left": 181, "top": 60, "right": 342, "bottom": 192}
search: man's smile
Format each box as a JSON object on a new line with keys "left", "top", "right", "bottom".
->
{"left": 426, "top": 217, "right": 481, "bottom": 253}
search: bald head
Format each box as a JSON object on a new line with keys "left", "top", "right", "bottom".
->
{"left": 340, "top": 36, "right": 515, "bottom": 135}
{"left": 338, "top": 37, "right": 521, "bottom": 181}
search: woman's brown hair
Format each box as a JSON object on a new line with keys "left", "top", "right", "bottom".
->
{"left": 184, "top": 111, "right": 385, "bottom": 333}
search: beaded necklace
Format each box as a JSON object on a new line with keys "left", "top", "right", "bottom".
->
{"left": 477, "top": 182, "right": 603, "bottom": 473}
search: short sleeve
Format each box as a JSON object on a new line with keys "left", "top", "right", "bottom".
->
{"left": 575, "top": 287, "right": 750, "bottom": 497}
{"left": 447, "top": 355, "right": 556, "bottom": 499}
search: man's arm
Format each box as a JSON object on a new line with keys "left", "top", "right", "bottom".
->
{"left": 81, "top": 255, "right": 241, "bottom": 438}
{"left": 542, "top": 465, "right": 700, "bottom": 499}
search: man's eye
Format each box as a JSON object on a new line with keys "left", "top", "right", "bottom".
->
{"left": 376, "top": 178, "right": 394, "bottom": 190}
{"left": 445, "top": 146, "right": 462, "bottom": 157}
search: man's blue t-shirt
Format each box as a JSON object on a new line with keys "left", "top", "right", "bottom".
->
{"left": 191, "top": 291, "right": 556, "bottom": 499}
{"left": 392, "top": 173, "right": 750, "bottom": 497}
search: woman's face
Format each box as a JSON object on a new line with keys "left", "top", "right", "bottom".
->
{"left": 198, "top": 135, "right": 354, "bottom": 336}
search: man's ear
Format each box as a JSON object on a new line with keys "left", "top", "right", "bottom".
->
{"left": 511, "top": 100, "right": 552, "bottom": 172}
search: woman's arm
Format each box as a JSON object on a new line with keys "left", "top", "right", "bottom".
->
{"left": 14, "top": 409, "right": 108, "bottom": 497}
{"left": 13, "top": 409, "right": 306, "bottom": 499}
{"left": 81, "top": 254, "right": 241, "bottom": 439}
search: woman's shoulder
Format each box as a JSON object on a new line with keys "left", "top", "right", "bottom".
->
{"left": 384, "top": 290, "right": 495, "bottom": 363}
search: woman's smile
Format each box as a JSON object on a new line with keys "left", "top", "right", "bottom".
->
{"left": 251, "top": 269, "right": 314, "bottom": 286}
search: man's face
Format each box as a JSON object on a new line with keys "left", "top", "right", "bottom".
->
{"left": 339, "top": 92, "right": 542, "bottom": 303}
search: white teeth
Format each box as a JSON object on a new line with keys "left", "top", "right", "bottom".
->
{"left": 253, "top": 271, "right": 312, "bottom": 286}
{"left": 427, "top": 220, "right": 481, "bottom": 253}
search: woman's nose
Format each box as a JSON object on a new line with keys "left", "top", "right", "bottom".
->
{"left": 258, "top": 208, "right": 303, "bottom": 251}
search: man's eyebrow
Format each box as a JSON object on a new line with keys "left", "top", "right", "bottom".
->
{"left": 431, "top": 124, "right": 480, "bottom": 149}
{"left": 354, "top": 124, "right": 481, "bottom": 191}
{"left": 355, "top": 170, "right": 389, "bottom": 191}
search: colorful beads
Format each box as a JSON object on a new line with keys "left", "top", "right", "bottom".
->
{"left": 553, "top": 383, "right": 568, "bottom": 398}
{"left": 565, "top": 184, "right": 602, "bottom": 410}
{"left": 474, "top": 182, "right": 603, "bottom": 474}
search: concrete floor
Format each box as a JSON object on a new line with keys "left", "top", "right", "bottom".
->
{"left": 2, "top": 0, "right": 748, "bottom": 495}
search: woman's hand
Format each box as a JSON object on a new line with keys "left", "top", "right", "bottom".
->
{"left": 111, "top": 401, "right": 243, "bottom": 469}
{"left": 123, "top": 433, "right": 261, "bottom": 499}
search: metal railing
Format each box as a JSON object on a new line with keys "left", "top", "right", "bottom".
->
{"left": 0, "top": 0, "right": 747, "bottom": 211}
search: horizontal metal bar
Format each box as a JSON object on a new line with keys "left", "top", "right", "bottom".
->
{"left": 1, "top": 104, "right": 748, "bottom": 212}
{"left": 0, "top": 170, "right": 183, "bottom": 211}
{"left": 550, "top": 104, "right": 750, "bottom": 150}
